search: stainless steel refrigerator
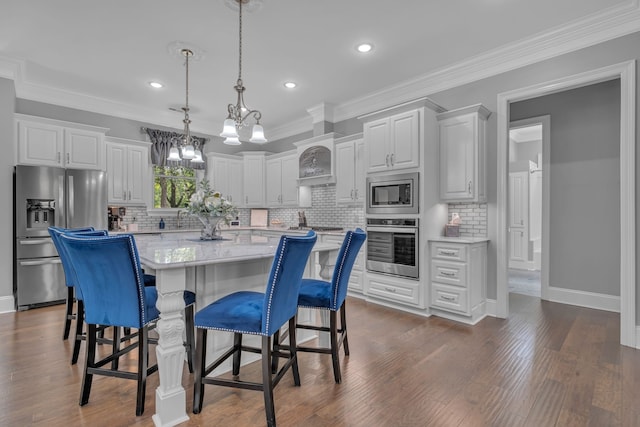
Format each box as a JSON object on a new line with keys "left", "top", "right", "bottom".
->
{"left": 14, "top": 165, "right": 107, "bottom": 310}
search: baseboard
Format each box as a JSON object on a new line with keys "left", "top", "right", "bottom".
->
{"left": 485, "top": 298, "right": 498, "bottom": 318}
{"left": 0, "top": 295, "right": 15, "bottom": 313}
{"left": 545, "top": 286, "right": 620, "bottom": 313}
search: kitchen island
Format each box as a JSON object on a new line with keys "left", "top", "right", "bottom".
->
{"left": 132, "top": 231, "right": 341, "bottom": 427}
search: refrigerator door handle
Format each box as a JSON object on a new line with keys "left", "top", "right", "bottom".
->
{"left": 20, "top": 259, "right": 62, "bottom": 267}
{"left": 67, "top": 174, "right": 74, "bottom": 224}
{"left": 19, "top": 239, "right": 51, "bottom": 245}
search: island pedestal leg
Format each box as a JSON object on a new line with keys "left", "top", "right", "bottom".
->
{"left": 152, "top": 268, "right": 190, "bottom": 427}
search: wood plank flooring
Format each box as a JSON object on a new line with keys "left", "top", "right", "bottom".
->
{"left": 1, "top": 293, "right": 640, "bottom": 426}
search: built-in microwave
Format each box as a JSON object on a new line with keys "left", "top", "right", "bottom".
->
{"left": 366, "top": 172, "right": 419, "bottom": 214}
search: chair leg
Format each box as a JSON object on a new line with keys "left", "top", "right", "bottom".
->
{"left": 330, "top": 311, "right": 341, "bottom": 384}
{"left": 136, "top": 326, "right": 148, "bottom": 416}
{"left": 80, "top": 323, "right": 96, "bottom": 406}
{"left": 63, "top": 287, "right": 74, "bottom": 340}
{"left": 185, "top": 304, "right": 195, "bottom": 374}
{"left": 261, "top": 336, "right": 276, "bottom": 427}
{"left": 288, "top": 317, "right": 301, "bottom": 386}
{"left": 112, "top": 327, "right": 121, "bottom": 371}
{"left": 193, "top": 328, "right": 207, "bottom": 414}
{"left": 232, "top": 333, "right": 242, "bottom": 376}
{"left": 340, "top": 302, "right": 349, "bottom": 356}
{"left": 271, "top": 329, "right": 280, "bottom": 374}
{"left": 71, "top": 300, "right": 85, "bottom": 365}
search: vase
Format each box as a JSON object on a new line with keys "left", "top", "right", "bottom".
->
{"left": 196, "top": 215, "right": 224, "bottom": 240}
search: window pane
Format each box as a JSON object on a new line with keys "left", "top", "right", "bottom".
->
{"left": 153, "top": 166, "right": 196, "bottom": 208}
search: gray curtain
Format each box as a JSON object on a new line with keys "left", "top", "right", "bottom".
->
{"left": 145, "top": 128, "right": 207, "bottom": 170}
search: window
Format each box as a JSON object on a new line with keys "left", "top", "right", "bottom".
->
{"left": 153, "top": 165, "right": 198, "bottom": 209}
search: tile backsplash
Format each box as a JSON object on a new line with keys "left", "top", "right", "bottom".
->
{"left": 114, "top": 186, "right": 365, "bottom": 230}
{"left": 447, "top": 202, "right": 487, "bottom": 237}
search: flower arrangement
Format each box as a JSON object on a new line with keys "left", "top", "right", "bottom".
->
{"left": 184, "top": 179, "right": 237, "bottom": 239}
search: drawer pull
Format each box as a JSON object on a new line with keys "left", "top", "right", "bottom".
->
{"left": 384, "top": 287, "right": 397, "bottom": 293}
{"left": 440, "top": 271, "right": 455, "bottom": 277}
{"left": 440, "top": 295, "right": 456, "bottom": 302}
{"left": 440, "top": 250, "right": 457, "bottom": 256}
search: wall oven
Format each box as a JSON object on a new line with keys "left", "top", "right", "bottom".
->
{"left": 366, "top": 218, "right": 419, "bottom": 279}
{"left": 366, "top": 172, "right": 419, "bottom": 214}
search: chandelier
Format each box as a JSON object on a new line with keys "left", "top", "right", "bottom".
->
{"left": 168, "top": 48, "right": 204, "bottom": 163}
{"left": 219, "top": 0, "right": 267, "bottom": 145}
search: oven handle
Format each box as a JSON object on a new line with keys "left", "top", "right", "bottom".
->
{"left": 366, "top": 226, "right": 418, "bottom": 234}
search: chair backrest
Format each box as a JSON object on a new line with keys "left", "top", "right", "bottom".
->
{"left": 262, "top": 231, "right": 317, "bottom": 335}
{"left": 48, "top": 226, "right": 103, "bottom": 296}
{"left": 329, "top": 228, "right": 367, "bottom": 310}
{"left": 58, "top": 233, "right": 157, "bottom": 328}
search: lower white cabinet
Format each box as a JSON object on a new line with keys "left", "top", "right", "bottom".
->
{"left": 366, "top": 275, "right": 422, "bottom": 307}
{"left": 429, "top": 239, "right": 488, "bottom": 324}
{"left": 321, "top": 233, "right": 365, "bottom": 293}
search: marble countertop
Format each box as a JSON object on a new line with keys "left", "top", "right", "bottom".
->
{"left": 133, "top": 231, "right": 340, "bottom": 270}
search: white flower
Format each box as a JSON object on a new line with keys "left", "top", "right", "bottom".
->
{"left": 184, "top": 179, "right": 237, "bottom": 224}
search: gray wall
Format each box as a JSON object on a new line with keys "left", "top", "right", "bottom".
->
{"left": 511, "top": 80, "right": 620, "bottom": 295}
{"left": 0, "top": 78, "right": 16, "bottom": 305}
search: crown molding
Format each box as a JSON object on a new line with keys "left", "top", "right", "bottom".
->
{"left": 334, "top": 0, "right": 640, "bottom": 122}
{"left": 2, "top": 1, "right": 640, "bottom": 140}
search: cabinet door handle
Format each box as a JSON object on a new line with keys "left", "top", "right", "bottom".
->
{"left": 384, "top": 287, "right": 397, "bottom": 293}
{"left": 122, "top": 191, "right": 126, "bottom": 200}
{"left": 350, "top": 189, "right": 354, "bottom": 200}
{"left": 440, "top": 295, "right": 456, "bottom": 302}
{"left": 440, "top": 271, "right": 456, "bottom": 277}
{"left": 57, "top": 152, "right": 61, "bottom": 164}
{"left": 354, "top": 189, "right": 358, "bottom": 200}
{"left": 385, "top": 154, "right": 389, "bottom": 167}
{"left": 245, "top": 196, "right": 248, "bottom": 204}
{"left": 390, "top": 153, "right": 395, "bottom": 166}
{"left": 128, "top": 190, "right": 131, "bottom": 200}
{"left": 468, "top": 180, "right": 472, "bottom": 194}
{"left": 440, "top": 250, "right": 456, "bottom": 256}
{"left": 66, "top": 153, "right": 70, "bottom": 164}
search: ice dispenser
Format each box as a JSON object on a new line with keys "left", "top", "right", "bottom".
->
{"left": 26, "top": 199, "right": 56, "bottom": 230}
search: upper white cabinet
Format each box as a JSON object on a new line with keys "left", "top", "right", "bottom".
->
{"left": 266, "top": 153, "right": 298, "bottom": 207}
{"left": 363, "top": 109, "right": 420, "bottom": 173}
{"left": 105, "top": 138, "right": 149, "bottom": 205}
{"left": 335, "top": 134, "right": 365, "bottom": 204}
{"left": 209, "top": 155, "right": 243, "bottom": 206}
{"left": 437, "top": 104, "right": 491, "bottom": 202}
{"left": 15, "top": 114, "right": 108, "bottom": 170}
{"left": 242, "top": 152, "right": 266, "bottom": 207}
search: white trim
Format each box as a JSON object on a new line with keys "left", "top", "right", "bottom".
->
{"left": 545, "top": 286, "right": 620, "bottom": 313}
{"left": 496, "top": 60, "right": 636, "bottom": 347}
{"left": 0, "top": 296, "right": 16, "bottom": 314}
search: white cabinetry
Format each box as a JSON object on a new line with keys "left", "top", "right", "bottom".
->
{"left": 363, "top": 109, "right": 420, "bottom": 173}
{"left": 335, "top": 135, "right": 365, "bottom": 205}
{"left": 365, "top": 274, "right": 423, "bottom": 307}
{"left": 265, "top": 153, "right": 298, "bottom": 207}
{"left": 437, "top": 104, "right": 490, "bottom": 202}
{"left": 429, "top": 239, "right": 487, "bottom": 324}
{"left": 15, "top": 114, "right": 108, "bottom": 170}
{"left": 242, "top": 152, "right": 266, "bottom": 207}
{"left": 210, "top": 155, "right": 243, "bottom": 206}
{"left": 105, "top": 138, "right": 150, "bottom": 205}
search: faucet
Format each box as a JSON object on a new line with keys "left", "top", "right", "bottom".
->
{"left": 177, "top": 210, "right": 187, "bottom": 228}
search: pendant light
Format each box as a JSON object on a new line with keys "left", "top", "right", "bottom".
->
{"left": 220, "top": 0, "right": 267, "bottom": 144}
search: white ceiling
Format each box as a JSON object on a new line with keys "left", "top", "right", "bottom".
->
{"left": 1, "top": 0, "right": 638, "bottom": 142}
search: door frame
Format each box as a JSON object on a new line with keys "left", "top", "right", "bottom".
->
{"left": 496, "top": 60, "right": 636, "bottom": 347}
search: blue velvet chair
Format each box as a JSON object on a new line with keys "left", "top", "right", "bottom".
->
{"left": 58, "top": 232, "right": 190, "bottom": 416}
{"left": 294, "top": 228, "right": 366, "bottom": 383}
{"left": 48, "top": 226, "right": 95, "bottom": 342}
{"left": 192, "top": 231, "right": 317, "bottom": 427}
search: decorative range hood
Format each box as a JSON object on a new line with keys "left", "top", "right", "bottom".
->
{"left": 294, "top": 132, "right": 341, "bottom": 186}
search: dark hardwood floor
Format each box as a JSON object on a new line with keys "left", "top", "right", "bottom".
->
{"left": 1, "top": 294, "right": 640, "bottom": 426}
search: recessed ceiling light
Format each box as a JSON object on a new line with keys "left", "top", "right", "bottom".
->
{"left": 284, "top": 82, "right": 297, "bottom": 89}
{"left": 149, "top": 81, "right": 163, "bottom": 89}
{"left": 356, "top": 43, "right": 373, "bottom": 53}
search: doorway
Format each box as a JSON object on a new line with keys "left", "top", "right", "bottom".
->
{"left": 496, "top": 61, "right": 636, "bottom": 347}
{"left": 508, "top": 117, "right": 548, "bottom": 299}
